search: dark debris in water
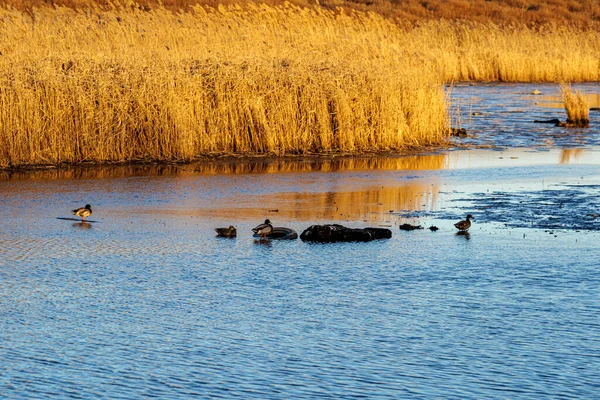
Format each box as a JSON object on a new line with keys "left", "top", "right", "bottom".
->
{"left": 399, "top": 223, "right": 423, "bottom": 231}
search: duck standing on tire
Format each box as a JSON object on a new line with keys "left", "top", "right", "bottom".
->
{"left": 454, "top": 214, "right": 474, "bottom": 231}
{"left": 252, "top": 219, "right": 273, "bottom": 240}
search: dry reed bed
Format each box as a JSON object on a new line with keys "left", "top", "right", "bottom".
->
{"left": 0, "top": 4, "right": 451, "bottom": 167}
{"left": 1, "top": 4, "right": 600, "bottom": 167}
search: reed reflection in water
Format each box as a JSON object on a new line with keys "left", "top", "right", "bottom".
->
{"left": 3, "top": 149, "right": 598, "bottom": 225}
{"left": 252, "top": 185, "right": 439, "bottom": 223}
{"left": 560, "top": 148, "right": 585, "bottom": 164}
{"left": 0, "top": 154, "right": 448, "bottom": 228}
{"left": 3, "top": 147, "right": 597, "bottom": 183}
{"left": 536, "top": 92, "right": 600, "bottom": 109}
{"left": 0, "top": 154, "right": 448, "bottom": 181}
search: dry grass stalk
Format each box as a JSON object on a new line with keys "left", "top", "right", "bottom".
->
{"left": 560, "top": 84, "right": 590, "bottom": 127}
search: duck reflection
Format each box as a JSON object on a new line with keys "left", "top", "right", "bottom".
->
{"left": 253, "top": 239, "right": 273, "bottom": 247}
{"left": 72, "top": 221, "right": 92, "bottom": 230}
{"left": 455, "top": 231, "right": 470, "bottom": 240}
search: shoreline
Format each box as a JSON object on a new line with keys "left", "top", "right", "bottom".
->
{"left": 0, "top": 146, "right": 449, "bottom": 174}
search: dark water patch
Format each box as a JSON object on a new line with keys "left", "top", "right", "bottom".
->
{"left": 449, "top": 83, "right": 600, "bottom": 150}
{"left": 446, "top": 184, "right": 600, "bottom": 231}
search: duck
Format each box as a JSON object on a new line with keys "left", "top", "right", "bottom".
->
{"left": 72, "top": 204, "right": 92, "bottom": 221}
{"left": 252, "top": 219, "right": 273, "bottom": 240}
{"left": 454, "top": 214, "right": 474, "bottom": 231}
{"left": 215, "top": 225, "right": 237, "bottom": 237}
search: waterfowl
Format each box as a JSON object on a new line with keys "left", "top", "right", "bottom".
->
{"left": 454, "top": 214, "right": 474, "bottom": 231}
{"left": 252, "top": 219, "right": 273, "bottom": 240}
{"left": 215, "top": 225, "right": 237, "bottom": 237}
{"left": 72, "top": 204, "right": 92, "bottom": 221}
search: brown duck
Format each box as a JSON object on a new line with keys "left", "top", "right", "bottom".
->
{"left": 215, "top": 226, "right": 237, "bottom": 237}
{"left": 454, "top": 214, "right": 474, "bottom": 231}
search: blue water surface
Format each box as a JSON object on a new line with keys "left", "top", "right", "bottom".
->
{"left": 1, "top": 83, "right": 600, "bottom": 399}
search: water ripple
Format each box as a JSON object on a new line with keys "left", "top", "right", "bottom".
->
{"left": 2, "top": 87, "right": 600, "bottom": 397}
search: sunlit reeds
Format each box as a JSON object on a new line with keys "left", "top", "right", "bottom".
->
{"left": 560, "top": 84, "right": 590, "bottom": 127}
{"left": 405, "top": 21, "right": 600, "bottom": 83}
{"left": 0, "top": 4, "right": 452, "bottom": 168}
{"left": 2, "top": 3, "right": 600, "bottom": 168}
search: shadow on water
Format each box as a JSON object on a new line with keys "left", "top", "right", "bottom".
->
{"left": 57, "top": 217, "right": 99, "bottom": 223}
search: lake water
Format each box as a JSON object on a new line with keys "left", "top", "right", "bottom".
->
{"left": 1, "top": 83, "right": 600, "bottom": 399}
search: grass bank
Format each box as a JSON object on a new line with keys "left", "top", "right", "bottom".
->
{"left": 1, "top": 3, "right": 599, "bottom": 168}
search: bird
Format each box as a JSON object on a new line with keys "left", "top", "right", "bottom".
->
{"left": 252, "top": 219, "right": 273, "bottom": 240}
{"left": 215, "top": 226, "right": 237, "bottom": 238}
{"left": 454, "top": 214, "right": 474, "bottom": 231}
{"left": 72, "top": 204, "right": 92, "bottom": 221}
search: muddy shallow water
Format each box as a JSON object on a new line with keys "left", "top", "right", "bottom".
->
{"left": 1, "top": 83, "right": 600, "bottom": 399}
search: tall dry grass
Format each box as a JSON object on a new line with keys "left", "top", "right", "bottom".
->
{"left": 0, "top": 3, "right": 449, "bottom": 167}
{"left": 560, "top": 84, "right": 590, "bottom": 127}
{"left": 1, "top": 3, "right": 600, "bottom": 167}
{"left": 403, "top": 21, "right": 600, "bottom": 83}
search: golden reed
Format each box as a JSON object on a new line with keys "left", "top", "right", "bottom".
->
{"left": 1, "top": 3, "right": 599, "bottom": 168}
{"left": 560, "top": 84, "right": 590, "bottom": 127}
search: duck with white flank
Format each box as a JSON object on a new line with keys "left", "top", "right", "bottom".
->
{"left": 72, "top": 204, "right": 92, "bottom": 221}
{"left": 454, "top": 214, "right": 474, "bottom": 231}
{"left": 252, "top": 219, "right": 273, "bottom": 240}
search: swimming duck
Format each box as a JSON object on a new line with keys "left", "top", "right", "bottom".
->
{"left": 215, "top": 225, "right": 237, "bottom": 237}
{"left": 252, "top": 219, "right": 273, "bottom": 240}
{"left": 72, "top": 204, "right": 92, "bottom": 221}
{"left": 454, "top": 214, "right": 474, "bottom": 231}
